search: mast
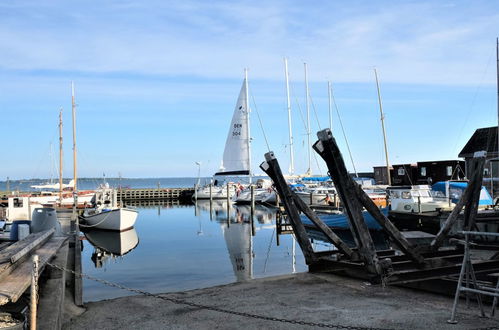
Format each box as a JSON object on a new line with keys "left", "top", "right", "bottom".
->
{"left": 71, "top": 82, "right": 78, "bottom": 209}
{"left": 244, "top": 68, "right": 252, "bottom": 184}
{"left": 496, "top": 38, "right": 498, "bottom": 199}
{"left": 58, "top": 108, "right": 63, "bottom": 203}
{"left": 284, "top": 58, "right": 295, "bottom": 176}
{"left": 304, "top": 63, "right": 312, "bottom": 175}
{"left": 374, "top": 68, "right": 391, "bottom": 186}
{"left": 328, "top": 81, "right": 333, "bottom": 131}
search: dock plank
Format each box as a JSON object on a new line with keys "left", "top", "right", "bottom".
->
{"left": 0, "top": 237, "right": 68, "bottom": 305}
{"left": 0, "top": 229, "right": 55, "bottom": 264}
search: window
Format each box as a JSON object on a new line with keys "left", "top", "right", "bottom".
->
{"left": 13, "top": 198, "right": 23, "bottom": 208}
{"left": 446, "top": 166, "right": 453, "bottom": 176}
{"left": 420, "top": 167, "right": 426, "bottom": 176}
{"left": 398, "top": 168, "right": 405, "bottom": 176}
{"left": 401, "top": 191, "right": 411, "bottom": 199}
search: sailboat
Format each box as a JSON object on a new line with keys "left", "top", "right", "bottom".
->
{"left": 195, "top": 70, "right": 252, "bottom": 200}
{"left": 69, "top": 82, "right": 138, "bottom": 231}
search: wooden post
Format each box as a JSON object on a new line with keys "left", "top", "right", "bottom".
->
{"left": 30, "top": 254, "right": 39, "bottom": 330}
{"left": 431, "top": 154, "right": 486, "bottom": 249}
{"left": 309, "top": 192, "right": 313, "bottom": 205}
{"left": 260, "top": 152, "right": 317, "bottom": 264}
{"left": 313, "top": 129, "right": 381, "bottom": 274}
{"left": 226, "top": 184, "right": 230, "bottom": 203}
{"left": 209, "top": 183, "right": 212, "bottom": 203}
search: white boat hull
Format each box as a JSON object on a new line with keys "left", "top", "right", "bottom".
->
{"left": 82, "top": 208, "right": 138, "bottom": 231}
{"left": 195, "top": 185, "right": 236, "bottom": 199}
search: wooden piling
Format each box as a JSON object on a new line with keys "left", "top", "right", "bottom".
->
{"left": 260, "top": 152, "right": 317, "bottom": 264}
{"left": 313, "top": 129, "right": 381, "bottom": 274}
{"left": 30, "top": 254, "right": 39, "bottom": 330}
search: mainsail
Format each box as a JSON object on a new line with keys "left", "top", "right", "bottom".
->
{"left": 215, "top": 76, "right": 251, "bottom": 176}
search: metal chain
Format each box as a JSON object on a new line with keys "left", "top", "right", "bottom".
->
{"left": 47, "top": 262, "right": 395, "bottom": 330}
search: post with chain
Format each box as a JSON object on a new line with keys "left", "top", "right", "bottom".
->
{"left": 30, "top": 254, "right": 39, "bottom": 330}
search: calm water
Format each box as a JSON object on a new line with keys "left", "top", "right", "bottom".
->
{"left": 81, "top": 201, "right": 307, "bottom": 302}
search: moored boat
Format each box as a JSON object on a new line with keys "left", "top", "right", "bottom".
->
{"left": 81, "top": 207, "right": 138, "bottom": 231}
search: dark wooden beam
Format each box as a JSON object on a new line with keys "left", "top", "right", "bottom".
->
{"left": 260, "top": 152, "right": 317, "bottom": 265}
{"left": 291, "top": 193, "right": 358, "bottom": 259}
{"left": 431, "top": 154, "right": 486, "bottom": 249}
{"left": 313, "top": 129, "right": 381, "bottom": 275}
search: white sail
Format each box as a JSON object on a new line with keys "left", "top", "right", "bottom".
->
{"left": 215, "top": 77, "right": 251, "bottom": 176}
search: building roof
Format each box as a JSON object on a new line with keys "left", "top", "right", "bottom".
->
{"left": 458, "top": 126, "right": 498, "bottom": 158}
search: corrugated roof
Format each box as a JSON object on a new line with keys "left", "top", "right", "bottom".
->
{"left": 458, "top": 126, "right": 498, "bottom": 158}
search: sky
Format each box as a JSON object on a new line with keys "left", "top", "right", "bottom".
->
{"left": 0, "top": 0, "right": 498, "bottom": 180}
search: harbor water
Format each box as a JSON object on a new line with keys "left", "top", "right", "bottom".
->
{"left": 81, "top": 200, "right": 307, "bottom": 302}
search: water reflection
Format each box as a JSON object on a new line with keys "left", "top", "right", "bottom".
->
{"left": 81, "top": 202, "right": 306, "bottom": 302}
{"left": 195, "top": 201, "right": 280, "bottom": 282}
{"left": 84, "top": 228, "right": 140, "bottom": 268}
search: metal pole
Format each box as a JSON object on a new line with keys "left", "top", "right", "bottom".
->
{"left": 374, "top": 69, "right": 391, "bottom": 186}
{"left": 209, "top": 183, "right": 212, "bottom": 203}
{"left": 250, "top": 185, "right": 255, "bottom": 210}
{"left": 244, "top": 68, "right": 252, "bottom": 184}
{"left": 328, "top": 81, "right": 333, "bottom": 131}
{"left": 304, "top": 63, "right": 312, "bottom": 175}
{"left": 71, "top": 82, "right": 79, "bottom": 226}
{"left": 496, "top": 38, "right": 499, "bottom": 201}
{"left": 59, "top": 108, "right": 63, "bottom": 205}
{"left": 284, "top": 58, "right": 294, "bottom": 176}
{"left": 30, "top": 255, "right": 39, "bottom": 330}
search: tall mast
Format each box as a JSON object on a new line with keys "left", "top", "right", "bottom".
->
{"left": 244, "top": 68, "right": 252, "bottom": 184}
{"left": 71, "top": 82, "right": 78, "bottom": 193}
{"left": 58, "top": 108, "right": 63, "bottom": 203}
{"left": 328, "top": 81, "right": 333, "bottom": 131}
{"left": 284, "top": 58, "right": 294, "bottom": 176}
{"left": 374, "top": 68, "right": 391, "bottom": 186}
{"left": 304, "top": 63, "right": 312, "bottom": 175}
{"left": 496, "top": 38, "right": 498, "bottom": 167}
{"left": 496, "top": 37, "right": 498, "bottom": 199}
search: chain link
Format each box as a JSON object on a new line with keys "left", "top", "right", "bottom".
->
{"left": 47, "top": 262, "right": 395, "bottom": 330}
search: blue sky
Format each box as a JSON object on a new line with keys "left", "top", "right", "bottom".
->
{"left": 0, "top": 0, "right": 498, "bottom": 179}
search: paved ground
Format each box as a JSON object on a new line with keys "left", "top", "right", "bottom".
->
{"left": 64, "top": 272, "right": 499, "bottom": 330}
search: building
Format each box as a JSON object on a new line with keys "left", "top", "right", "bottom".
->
{"left": 415, "top": 160, "right": 465, "bottom": 185}
{"left": 458, "top": 126, "right": 498, "bottom": 197}
{"left": 391, "top": 164, "right": 417, "bottom": 186}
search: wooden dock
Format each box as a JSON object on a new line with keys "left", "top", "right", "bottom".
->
{"left": 117, "top": 188, "right": 194, "bottom": 202}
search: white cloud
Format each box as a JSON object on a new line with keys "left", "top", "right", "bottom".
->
{"left": 0, "top": 1, "right": 497, "bottom": 85}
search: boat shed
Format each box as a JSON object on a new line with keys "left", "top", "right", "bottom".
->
{"left": 458, "top": 126, "right": 498, "bottom": 197}
{"left": 373, "top": 166, "right": 392, "bottom": 185}
{"left": 391, "top": 164, "right": 417, "bottom": 186}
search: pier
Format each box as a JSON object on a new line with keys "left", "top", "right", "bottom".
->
{"left": 117, "top": 188, "right": 194, "bottom": 202}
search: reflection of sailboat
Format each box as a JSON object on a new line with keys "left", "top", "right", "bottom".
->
{"left": 221, "top": 220, "right": 253, "bottom": 282}
{"left": 195, "top": 200, "right": 277, "bottom": 225}
{"left": 84, "top": 228, "right": 139, "bottom": 268}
